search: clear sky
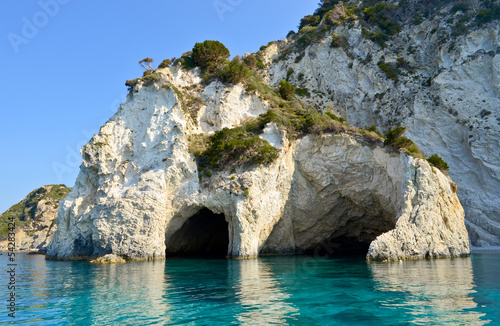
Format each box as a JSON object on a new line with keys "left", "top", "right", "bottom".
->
{"left": 0, "top": 0, "right": 319, "bottom": 212}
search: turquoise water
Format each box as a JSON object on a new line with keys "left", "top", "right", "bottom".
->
{"left": 1, "top": 252, "right": 499, "bottom": 325}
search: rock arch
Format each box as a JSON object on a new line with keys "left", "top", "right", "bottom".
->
{"left": 165, "top": 208, "right": 229, "bottom": 258}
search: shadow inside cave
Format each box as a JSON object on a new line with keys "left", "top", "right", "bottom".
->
{"left": 165, "top": 208, "right": 229, "bottom": 258}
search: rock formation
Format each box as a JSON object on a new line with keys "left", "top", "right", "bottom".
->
{"left": 265, "top": 0, "right": 500, "bottom": 246}
{"left": 0, "top": 185, "right": 71, "bottom": 252}
{"left": 46, "top": 62, "right": 469, "bottom": 261}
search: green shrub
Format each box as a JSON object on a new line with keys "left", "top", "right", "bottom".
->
{"left": 363, "top": 3, "right": 401, "bottom": 35}
{"left": 412, "top": 14, "right": 423, "bottom": 25}
{"left": 384, "top": 126, "right": 425, "bottom": 158}
{"left": 205, "top": 170, "right": 213, "bottom": 177}
{"left": 256, "top": 57, "right": 266, "bottom": 69}
{"left": 384, "top": 126, "right": 407, "bottom": 145}
{"left": 177, "top": 51, "right": 196, "bottom": 70}
{"left": 198, "top": 126, "right": 279, "bottom": 170}
{"left": 452, "top": 23, "right": 468, "bottom": 37}
{"left": 243, "top": 189, "right": 249, "bottom": 197}
{"left": 141, "top": 73, "right": 160, "bottom": 86}
{"left": 299, "top": 26, "right": 318, "bottom": 34}
{"left": 243, "top": 54, "right": 258, "bottom": 69}
{"left": 377, "top": 61, "right": 399, "bottom": 82}
{"left": 125, "top": 78, "right": 140, "bottom": 89}
{"left": 295, "top": 26, "right": 324, "bottom": 51}
{"left": 217, "top": 58, "right": 249, "bottom": 84}
{"left": 158, "top": 59, "right": 172, "bottom": 69}
{"left": 364, "top": 125, "right": 383, "bottom": 137}
{"left": 427, "top": 154, "right": 449, "bottom": 171}
{"left": 451, "top": 2, "right": 469, "bottom": 13}
{"left": 299, "top": 14, "right": 321, "bottom": 30}
{"left": 325, "top": 111, "right": 346, "bottom": 123}
{"left": 279, "top": 80, "right": 295, "bottom": 100}
{"left": 192, "top": 40, "right": 230, "bottom": 72}
{"left": 331, "top": 33, "right": 349, "bottom": 48}
{"left": 475, "top": 6, "right": 500, "bottom": 26}
{"left": 295, "top": 88, "right": 309, "bottom": 97}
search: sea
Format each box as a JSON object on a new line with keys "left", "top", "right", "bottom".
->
{"left": 1, "top": 251, "right": 499, "bottom": 325}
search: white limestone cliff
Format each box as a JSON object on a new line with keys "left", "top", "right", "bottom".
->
{"left": 266, "top": 16, "right": 500, "bottom": 247}
{"left": 46, "top": 66, "right": 469, "bottom": 261}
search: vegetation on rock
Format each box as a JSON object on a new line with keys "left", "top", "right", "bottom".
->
{"left": 279, "top": 80, "right": 296, "bottom": 100}
{"left": 384, "top": 126, "right": 425, "bottom": 158}
{"left": 0, "top": 185, "right": 71, "bottom": 240}
{"left": 427, "top": 154, "right": 450, "bottom": 171}
{"left": 331, "top": 33, "right": 349, "bottom": 48}
{"left": 216, "top": 57, "right": 250, "bottom": 84}
{"left": 192, "top": 40, "right": 230, "bottom": 73}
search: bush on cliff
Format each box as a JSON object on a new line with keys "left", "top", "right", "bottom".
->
{"left": 216, "top": 57, "right": 249, "bottom": 84}
{"left": 427, "top": 154, "right": 449, "bottom": 171}
{"left": 279, "top": 80, "right": 296, "bottom": 100}
{"left": 384, "top": 126, "right": 425, "bottom": 158}
{"left": 192, "top": 40, "right": 230, "bottom": 73}
{"left": 197, "top": 126, "right": 279, "bottom": 170}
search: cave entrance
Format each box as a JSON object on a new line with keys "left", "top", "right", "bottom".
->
{"left": 165, "top": 208, "right": 229, "bottom": 258}
{"left": 308, "top": 234, "right": 378, "bottom": 258}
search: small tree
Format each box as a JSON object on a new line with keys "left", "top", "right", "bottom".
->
{"left": 192, "top": 40, "right": 230, "bottom": 72}
{"left": 279, "top": 80, "right": 295, "bottom": 100}
{"left": 139, "top": 57, "right": 154, "bottom": 70}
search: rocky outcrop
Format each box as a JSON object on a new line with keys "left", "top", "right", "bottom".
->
{"left": 46, "top": 67, "right": 469, "bottom": 261}
{"left": 0, "top": 185, "right": 71, "bottom": 252}
{"left": 366, "top": 159, "right": 469, "bottom": 261}
{"left": 265, "top": 3, "right": 500, "bottom": 247}
{"left": 90, "top": 254, "right": 126, "bottom": 264}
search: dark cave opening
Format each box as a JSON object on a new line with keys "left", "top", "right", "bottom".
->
{"left": 305, "top": 235, "right": 374, "bottom": 257}
{"left": 165, "top": 208, "right": 229, "bottom": 258}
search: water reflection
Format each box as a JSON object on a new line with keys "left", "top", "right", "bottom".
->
{"left": 4, "top": 253, "right": 499, "bottom": 325}
{"left": 232, "top": 259, "right": 298, "bottom": 325}
{"left": 369, "top": 257, "right": 489, "bottom": 325}
{"left": 86, "top": 260, "right": 169, "bottom": 324}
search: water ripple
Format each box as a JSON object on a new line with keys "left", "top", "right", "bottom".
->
{"left": 0, "top": 254, "right": 498, "bottom": 325}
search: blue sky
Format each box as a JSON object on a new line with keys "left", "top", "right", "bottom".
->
{"left": 0, "top": 0, "right": 319, "bottom": 212}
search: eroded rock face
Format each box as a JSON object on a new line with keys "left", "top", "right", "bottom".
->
{"left": 266, "top": 19, "right": 500, "bottom": 247}
{"left": 46, "top": 69, "right": 469, "bottom": 261}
